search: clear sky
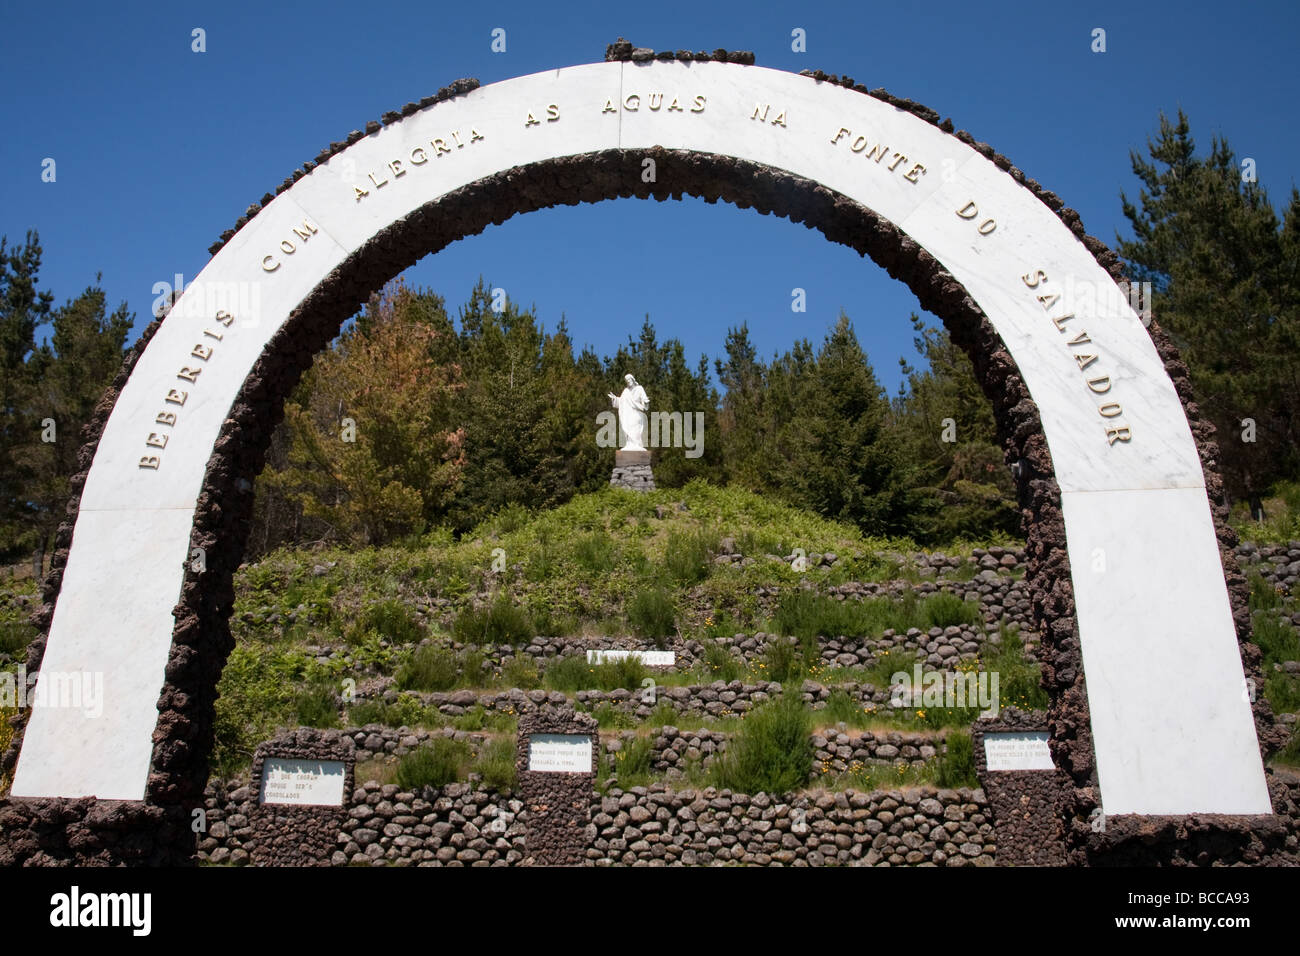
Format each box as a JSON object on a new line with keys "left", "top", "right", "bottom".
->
{"left": 2, "top": 0, "right": 1298, "bottom": 392}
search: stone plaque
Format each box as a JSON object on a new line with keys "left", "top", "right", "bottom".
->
{"left": 258, "top": 757, "right": 347, "bottom": 806}
{"left": 528, "top": 734, "right": 594, "bottom": 773}
{"left": 983, "top": 732, "right": 1055, "bottom": 771}
{"left": 586, "top": 649, "right": 675, "bottom": 667}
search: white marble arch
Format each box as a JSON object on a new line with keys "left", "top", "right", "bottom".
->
{"left": 10, "top": 59, "right": 1272, "bottom": 816}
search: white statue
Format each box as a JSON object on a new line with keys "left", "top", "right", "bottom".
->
{"left": 608, "top": 374, "right": 650, "bottom": 451}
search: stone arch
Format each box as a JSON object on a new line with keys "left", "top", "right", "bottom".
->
{"left": 1, "top": 48, "right": 1279, "bottom": 864}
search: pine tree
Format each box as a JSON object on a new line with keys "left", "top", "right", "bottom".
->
{"left": 891, "top": 314, "right": 1017, "bottom": 542}
{"left": 539, "top": 316, "right": 608, "bottom": 499}
{"left": 773, "top": 313, "right": 906, "bottom": 536}
{"left": 715, "top": 323, "right": 769, "bottom": 488}
{"left": 0, "top": 231, "right": 55, "bottom": 565}
{"left": 1118, "top": 110, "right": 1300, "bottom": 509}
{"left": 0, "top": 236, "right": 129, "bottom": 570}
{"left": 263, "top": 281, "right": 465, "bottom": 546}
{"left": 23, "top": 280, "right": 132, "bottom": 562}
{"left": 447, "top": 280, "right": 569, "bottom": 531}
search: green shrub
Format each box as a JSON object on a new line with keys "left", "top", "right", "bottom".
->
{"left": 771, "top": 590, "right": 977, "bottom": 640}
{"left": 451, "top": 705, "right": 517, "bottom": 733}
{"left": 0, "top": 621, "right": 35, "bottom": 656}
{"left": 573, "top": 532, "right": 616, "bottom": 573}
{"left": 396, "top": 738, "right": 470, "bottom": 790}
{"left": 663, "top": 528, "right": 717, "bottom": 585}
{"left": 866, "top": 648, "right": 921, "bottom": 691}
{"left": 737, "top": 528, "right": 784, "bottom": 559}
{"left": 699, "top": 640, "right": 744, "bottom": 682}
{"left": 459, "top": 647, "right": 487, "bottom": 686}
{"left": 544, "top": 654, "right": 647, "bottom": 692}
{"left": 346, "top": 699, "right": 391, "bottom": 726}
{"left": 702, "top": 609, "right": 740, "bottom": 641}
{"left": 821, "top": 689, "right": 867, "bottom": 728}
{"left": 543, "top": 654, "right": 591, "bottom": 692}
{"left": 628, "top": 587, "right": 676, "bottom": 646}
{"left": 1231, "top": 480, "right": 1300, "bottom": 543}
{"left": 922, "top": 592, "right": 983, "bottom": 629}
{"left": 346, "top": 692, "right": 434, "bottom": 729}
{"left": 762, "top": 638, "right": 802, "bottom": 682}
{"left": 711, "top": 694, "right": 813, "bottom": 794}
{"left": 949, "top": 561, "right": 978, "bottom": 583}
{"left": 295, "top": 682, "right": 340, "bottom": 728}
{"left": 599, "top": 655, "right": 649, "bottom": 691}
{"left": 772, "top": 590, "right": 840, "bottom": 639}
{"left": 500, "top": 652, "right": 541, "bottom": 689}
{"left": 397, "top": 644, "right": 460, "bottom": 691}
{"left": 1248, "top": 573, "right": 1282, "bottom": 611}
{"left": 349, "top": 598, "right": 424, "bottom": 645}
{"left": 593, "top": 702, "right": 634, "bottom": 729}
{"left": 452, "top": 705, "right": 488, "bottom": 731}
{"left": 524, "top": 542, "right": 560, "bottom": 583}
{"left": 645, "top": 699, "right": 679, "bottom": 728}
{"left": 1265, "top": 672, "right": 1300, "bottom": 714}
{"left": 475, "top": 737, "right": 517, "bottom": 791}
{"left": 797, "top": 633, "right": 823, "bottom": 671}
{"left": 530, "top": 606, "right": 575, "bottom": 638}
{"left": 612, "top": 734, "right": 654, "bottom": 787}
{"left": 935, "top": 730, "right": 978, "bottom": 788}
{"left": 1276, "top": 727, "right": 1300, "bottom": 767}
{"left": 453, "top": 595, "right": 533, "bottom": 646}
{"left": 1251, "top": 614, "right": 1300, "bottom": 665}
{"left": 981, "top": 630, "right": 1049, "bottom": 711}
{"left": 773, "top": 591, "right": 911, "bottom": 640}
{"left": 486, "top": 501, "right": 530, "bottom": 535}
{"left": 212, "top": 644, "right": 306, "bottom": 774}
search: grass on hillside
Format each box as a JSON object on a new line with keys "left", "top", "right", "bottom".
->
{"left": 1230, "top": 481, "right": 1300, "bottom": 544}
{"left": 1245, "top": 573, "right": 1300, "bottom": 722}
{"left": 211, "top": 620, "right": 1050, "bottom": 772}
{"left": 771, "top": 589, "right": 983, "bottom": 641}
{"left": 12, "top": 480, "right": 1038, "bottom": 783}
{"left": 228, "top": 481, "right": 962, "bottom": 652}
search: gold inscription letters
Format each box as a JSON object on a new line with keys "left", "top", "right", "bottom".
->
{"left": 1020, "top": 269, "right": 1132, "bottom": 446}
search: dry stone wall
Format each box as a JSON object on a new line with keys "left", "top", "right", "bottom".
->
{"left": 603, "top": 726, "right": 946, "bottom": 778}
{"left": 194, "top": 767, "right": 1300, "bottom": 866}
{"left": 246, "top": 729, "right": 355, "bottom": 867}
{"left": 394, "top": 681, "right": 894, "bottom": 723}
{"left": 196, "top": 776, "right": 996, "bottom": 866}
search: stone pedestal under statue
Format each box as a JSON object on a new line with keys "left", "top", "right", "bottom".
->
{"left": 606, "top": 373, "right": 655, "bottom": 492}
{"left": 610, "top": 449, "right": 655, "bottom": 491}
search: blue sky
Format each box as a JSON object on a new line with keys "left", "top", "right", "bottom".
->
{"left": 2, "top": 0, "right": 1298, "bottom": 392}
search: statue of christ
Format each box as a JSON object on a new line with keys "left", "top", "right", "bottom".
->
{"left": 607, "top": 374, "right": 650, "bottom": 452}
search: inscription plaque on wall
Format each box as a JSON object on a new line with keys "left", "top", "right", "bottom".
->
{"left": 258, "top": 758, "right": 347, "bottom": 806}
{"left": 528, "top": 734, "right": 594, "bottom": 773}
{"left": 983, "top": 732, "right": 1055, "bottom": 771}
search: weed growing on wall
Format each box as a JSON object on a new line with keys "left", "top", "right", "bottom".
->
{"left": 712, "top": 693, "right": 813, "bottom": 794}
{"left": 396, "top": 738, "right": 470, "bottom": 790}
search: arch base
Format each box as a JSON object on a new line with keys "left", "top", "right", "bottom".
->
{"left": 0, "top": 797, "right": 196, "bottom": 867}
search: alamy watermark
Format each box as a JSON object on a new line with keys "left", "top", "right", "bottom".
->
{"left": 595, "top": 409, "right": 705, "bottom": 458}
{"left": 152, "top": 273, "right": 263, "bottom": 325}
{"left": 0, "top": 666, "right": 104, "bottom": 718}
{"left": 889, "top": 663, "right": 999, "bottom": 718}
{"left": 1052, "top": 274, "right": 1153, "bottom": 327}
